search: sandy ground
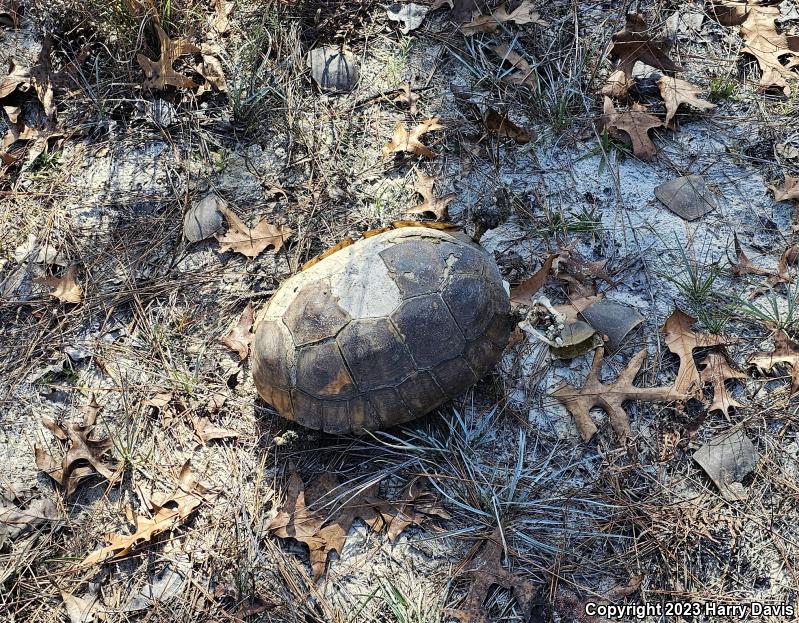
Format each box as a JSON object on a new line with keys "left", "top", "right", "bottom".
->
{"left": 2, "top": 0, "right": 799, "bottom": 621}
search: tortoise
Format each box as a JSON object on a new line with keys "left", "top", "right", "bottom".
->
{"left": 251, "top": 225, "right": 511, "bottom": 434}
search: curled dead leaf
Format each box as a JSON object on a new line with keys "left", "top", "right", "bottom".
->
{"left": 656, "top": 76, "right": 715, "bottom": 126}
{"left": 482, "top": 108, "right": 535, "bottom": 144}
{"left": 220, "top": 303, "right": 254, "bottom": 360}
{"left": 34, "top": 266, "right": 82, "bottom": 304}
{"left": 663, "top": 309, "right": 730, "bottom": 395}
{"left": 610, "top": 13, "right": 681, "bottom": 78}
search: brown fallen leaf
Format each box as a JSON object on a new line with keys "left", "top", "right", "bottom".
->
{"left": 0, "top": 491, "right": 60, "bottom": 542}
{"left": 382, "top": 117, "right": 443, "bottom": 159}
{"left": 731, "top": 234, "right": 794, "bottom": 293}
{"left": 220, "top": 303, "right": 254, "bottom": 359}
{"left": 656, "top": 76, "right": 715, "bottom": 126}
{"left": 663, "top": 309, "right": 729, "bottom": 395}
{"left": 269, "top": 470, "right": 446, "bottom": 580}
{"left": 0, "top": 59, "right": 31, "bottom": 99}
{"left": 769, "top": 176, "right": 799, "bottom": 202}
{"left": 460, "top": 1, "right": 547, "bottom": 35}
{"left": 31, "top": 43, "right": 56, "bottom": 121}
{"left": 215, "top": 206, "right": 292, "bottom": 258}
{"left": 732, "top": 234, "right": 778, "bottom": 279}
{"left": 446, "top": 529, "right": 539, "bottom": 623}
{"left": 35, "top": 401, "right": 119, "bottom": 497}
{"left": 137, "top": 24, "right": 200, "bottom": 90}
{"left": 552, "top": 348, "right": 685, "bottom": 442}
{"left": 34, "top": 266, "right": 82, "bottom": 304}
{"left": 601, "top": 69, "right": 634, "bottom": 99}
{"left": 610, "top": 13, "right": 682, "bottom": 78}
{"left": 3, "top": 104, "right": 20, "bottom": 124}
{"left": 80, "top": 462, "right": 213, "bottom": 566}
{"left": 750, "top": 331, "right": 799, "bottom": 394}
{"left": 699, "top": 352, "right": 746, "bottom": 416}
{"left": 407, "top": 172, "right": 456, "bottom": 221}
{"left": 60, "top": 587, "right": 106, "bottom": 623}
{"left": 492, "top": 43, "right": 537, "bottom": 90}
{"left": 195, "top": 53, "right": 226, "bottom": 94}
{"left": 738, "top": 4, "right": 799, "bottom": 95}
{"left": 509, "top": 253, "right": 556, "bottom": 305}
{"left": 600, "top": 97, "right": 663, "bottom": 161}
{"left": 191, "top": 415, "right": 238, "bottom": 445}
{"left": 392, "top": 83, "right": 419, "bottom": 114}
{"left": 482, "top": 108, "right": 535, "bottom": 144}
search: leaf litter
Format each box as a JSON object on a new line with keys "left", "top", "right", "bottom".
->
{"left": 35, "top": 398, "right": 120, "bottom": 497}
{"left": 80, "top": 462, "right": 214, "bottom": 566}
{"left": 269, "top": 470, "right": 448, "bottom": 580}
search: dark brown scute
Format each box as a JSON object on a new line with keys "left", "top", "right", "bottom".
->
{"left": 337, "top": 318, "right": 416, "bottom": 391}
{"left": 380, "top": 242, "right": 444, "bottom": 297}
{"left": 442, "top": 274, "right": 493, "bottom": 339}
{"left": 432, "top": 356, "right": 478, "bottom": 399}
{"left": 464, "top": 337, "right": 504, "bottom": 376}
{"left": 321, "top": 400, "right": 350, "bottom": 434}
{"left": 391, "top": 294, "right": 465, "bottom": 368}
{"left": 291, "top": 390, "right": 324, "bottom": 430}
{"left": 397, "top": 371, "right": 447, "bottom": 416}
{"left": 296, "top": 341, "right": 358, "bottom": 399}
{"left": 368, "top": 387, "right": 411, "bottom": 426}
{"left": 282, "top": 285, "right": 351, "bottom": 346}
{"left": 251, "top": 320, "right": 293, "bottom": 390}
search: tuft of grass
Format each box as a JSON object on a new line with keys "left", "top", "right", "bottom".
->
{"left": 708, "top": 75, "right": 737, "bottom": 102}
{"left": 656, "top": 237, "right": 737, "bottom": 333}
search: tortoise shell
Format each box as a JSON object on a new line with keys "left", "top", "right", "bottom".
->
{"left": 251, "top": 226, "right": 511, "bottom": 433}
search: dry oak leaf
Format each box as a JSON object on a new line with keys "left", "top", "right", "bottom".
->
{"left": 602, "top": 69, "right": 634, "bottom": 99}
{"left": 738, "top": 5, "right": 799, "bottom": 95}
{"left": 600, "top": 97, "right": 663, "bottom": 161}
{"left": 392, "top": 83, "right": 419, "bottom": 114}
{"left": 220, "top": 303, "right": 254, "bottom": 359}
{"left": 137, "top": 24, "right": 201, "bottom": 90}
{"left": 215, "top": 206, "right": 292, "bottom": 258}
{"left": 552, "top": 347, "right": 685, "bottom": 442}
{"left": 446, "top": 529, "right": 539, "bottom": 623}
{"left": 482, "top": 108, "right": 535, "bottom": 143}
{"left": 663, "top": 309, "right": 730, "bottom": 395}
{"left": 656, "top": 76, "right": 715, "bottom": 126}
{"left": 769, "top": 176, "right": 799, "bottom": 202}
{"left": 0, "top": 59, "right": 31, "bottom": 99}
{"left": 80, "top": 462, "right": 213, "bottom": 566}
{"left": 35, "top": 402, "right": 119, "bottom": 497}
{"left": 731, "top": 234, "right": 794, "bottom": 292}
{"left": 382, "top": 117, "right": 443, "bottom": 159}
{"left": 750, "top": 331, "right": 799, "bottom": 394}
{"left": 459, "top": 1, "right": 547, "bottom": 35}
{"left": 610, "top": 13, "right": 682, "bottom": 78}
{"left": 492, "top": 43, "right": 537, "bottom": 90}
{"left": 509, "top": 253, "right": 556, "bottom": 305}
{"left": 269, "top": 470, "right": 445, "bottom": 580}
{"left": 195, "top": 53, "right": 227, "bottom": 94}
{"left": 407, "top": 172, "right": 456, "bottom": 221}
{"left": 34, "top": 266, "right": 82, "bottom": 303}
{"left": 699, "top": 352, "right": 746, "bottom": 415}
{"left": 191, "top": 415, "right": 238, "bottom": 446}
